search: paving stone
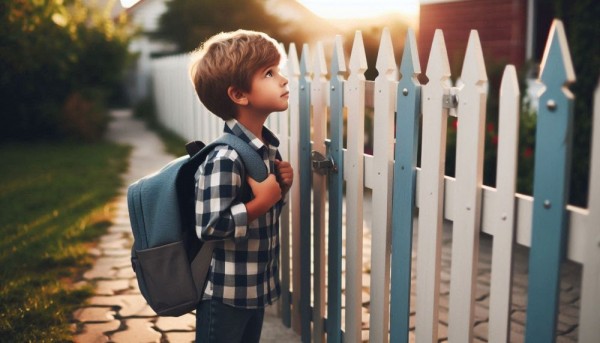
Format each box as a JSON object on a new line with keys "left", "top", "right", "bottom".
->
{"left": 115, "top": 265, "right": 136, "bottom": 279}
{"left": 472, "top": 321, "right": 488, "bottom": 341}
{"left": 73, "top": 320, "right": 121, "bottom": 343}
{"left": 114, "top": 294, "right": 157, "bottom": 317}
{"left": 154, "top": 313, "right": 196, "bottom": 332}
{"left": 73, "top": 307, "right": 116, "bottom": 322}
{"left": 164, "top": 331, "right": 196, "bottom": 343}
{"left": 95, "top": 279, "right": 131, "bottom": 295}
{"left": 110, "top": 318, "right": 161, "bottom": 343}
{"left": 88, "top": 247, "right": 102, "bottom": 257}
{"left": 474, "top": 303, "right": 489, "bottom": 324}
{"left": 100, "top": 233, "right": 126, "bottom": 243}
{"left": 103, "top": 248, "right": 130, "bottom": 257}
{"left": 87, "top": 296, "right": 121, "bottom": 308}
{"left": 99, "top": 239, "right": 129, "bottom": 250}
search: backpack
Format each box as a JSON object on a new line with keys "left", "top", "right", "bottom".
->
{"left": 127, "top": 133, "right": 268, "bottom": 316}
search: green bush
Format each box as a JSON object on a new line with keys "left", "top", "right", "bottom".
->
{"left": 0, "top": 0, "right": 132, "bottom": 142}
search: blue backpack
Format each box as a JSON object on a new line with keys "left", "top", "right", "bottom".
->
{"left": 127, "top": 133, "right": 267, "bottom": 316}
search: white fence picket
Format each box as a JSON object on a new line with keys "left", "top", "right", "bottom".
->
{"left": 286, "top": 43, "right": 302, "bottom": 334}
{"left": 579, "top": 78, "right": 600, "bottom": 342}
{"left": 370, "top": 27, "right": 397, "bottom": 343}
{"left": 344, "top": 31, "right": 367, "bottom": 343}
{"left": 416, "top": 29, "right": 451, "bottom": 343}
{"left": 487, "top": 65, "right": 520, "bottom": 343}
{"left": 448, "top": 30, "right": 488, "bottom": 342}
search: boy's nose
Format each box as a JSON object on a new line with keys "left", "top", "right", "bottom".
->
{"left": 281, "top": 75, "right": 288, "bottom": 86}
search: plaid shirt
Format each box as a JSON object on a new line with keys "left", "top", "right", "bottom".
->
{"left": 195, "top": 119, "right": 282, "bottom": 309}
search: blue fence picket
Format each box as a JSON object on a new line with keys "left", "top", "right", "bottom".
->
{"left": 525, "top": 20, "right": 576, "bottom": 342}
{"left": 327, "top": 36, "right": 345, "bottom": 343}
{"left": 390, "top": 29, "right": 421, "bottom": 343}
{"left": 298, "top": 44, "right": 313, "bottom": 343}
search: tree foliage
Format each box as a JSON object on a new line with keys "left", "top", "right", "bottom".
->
{"left": 153, "top": 0, "right": 306, "bottom": 53}
{"left": 0, "top": 0, "right": 132, "bottom": 142}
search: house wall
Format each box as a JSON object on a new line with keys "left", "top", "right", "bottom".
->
{"left": 419, "top": 0, "right": 528, "bottom": 72}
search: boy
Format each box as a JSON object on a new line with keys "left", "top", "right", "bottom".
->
{"left": 189, "top": 30, "right": 293, "bottom": 343}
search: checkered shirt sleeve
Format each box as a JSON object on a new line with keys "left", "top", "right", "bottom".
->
{"left": 195, "top": 146, "right": 249, "bottom": 241}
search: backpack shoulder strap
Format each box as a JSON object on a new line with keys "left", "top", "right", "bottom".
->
{"left": 205, "top": 133, "right": 269, "bottom": 183}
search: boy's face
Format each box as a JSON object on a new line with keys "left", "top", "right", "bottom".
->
{"left": 244, "top": 63, "right": 289, "bottom": 116}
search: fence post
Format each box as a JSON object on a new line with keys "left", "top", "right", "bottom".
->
{"left": 525, "top": 20, "right": 576, "bottom": 342}
{"left": 390, "top": 28, "right": 421, "bottom": 343}
{"left": 327, "top": 35, "right": 345, "bottom": 343}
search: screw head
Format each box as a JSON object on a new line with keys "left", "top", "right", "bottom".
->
{"left": 331, "top": 85, "right": 335, "bottom": 90}
{"left": 547, "top": 99, "right": 557, "bottom": 111}
{"left": 403, "top": 88, "right": 409, "bottom": 96}
{"left": 543, "top": 200, "right": 551, "bottom": 209}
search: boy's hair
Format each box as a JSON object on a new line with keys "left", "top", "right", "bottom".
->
{"left": 189, "top": 30, "right": 284, "bottom": 121}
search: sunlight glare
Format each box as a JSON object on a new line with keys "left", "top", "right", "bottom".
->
{"left": 297, "top": 0, "right": 419, "bottom": 19}
{"left": 120, "top": 0, "right": 140, "bottom": 9}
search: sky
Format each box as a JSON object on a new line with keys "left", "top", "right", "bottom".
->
{"left": 120, "top": 0, "right": 420, "bottom": 19}
{"left": 297, "top": 0, "right": 420, "bottom": 19}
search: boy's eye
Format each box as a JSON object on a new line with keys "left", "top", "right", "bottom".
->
{"left": 266, "top": 70, "right": 273, "bottom": 77}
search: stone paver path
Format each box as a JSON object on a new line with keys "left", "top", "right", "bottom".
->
{"left": 71, "top": 109, "right": 301, "bottom": 342}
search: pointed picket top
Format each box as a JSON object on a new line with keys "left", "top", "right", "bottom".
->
{"left": 539, "top": 20, "right": 576, "bottom": 89}
{"left": 300, "top": 43, "right": 312, "bottom": 77}
{"left": 331, "top": 35, "right": 347, "bottom": 76}
{"left": 426, "top": 29, "right": 451, "bottom": 83}
{"left": 313, "top": 41, "right": 328, "bottom": 81}
{"left": 500, "top": 64, "right": 520, "bottom": 100}
{"left": 349, "top": 31, "right": 368, "bottom": 77}
{"left": 279, "top": 43, "right": 289, "bottom": 77}
{"left": 287, "top": 43, "right": 300, "bottom": 77}
{"left": 460, "top": 30, "right": 488, "bottom": 85}
{"left": 375, "top": 27, "right": 397, "bottom": 79}
{"left": 400, "top": 28, "right": 421, "bottom": 81}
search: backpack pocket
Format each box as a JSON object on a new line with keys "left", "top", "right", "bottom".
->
{"left": 135, "top": 241, "right": 198, "bottom": 316}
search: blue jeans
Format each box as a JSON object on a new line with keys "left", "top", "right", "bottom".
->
{"left": 195, "top": 299, "right": 265, "bottom": 343}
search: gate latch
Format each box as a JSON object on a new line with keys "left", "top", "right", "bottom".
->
{"left": 311, "top": 151, "right": 337, "bottom": 175}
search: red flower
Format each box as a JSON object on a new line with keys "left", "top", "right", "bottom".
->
{"left": 487, "top": 122, "right": 495, "bottom": 133}
{"left": 523, "top": 147, "right": 533, "bottom": 158}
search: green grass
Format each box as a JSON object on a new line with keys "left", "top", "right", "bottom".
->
{"left": 0, "top": 142, "right": 130, "bottom": 342}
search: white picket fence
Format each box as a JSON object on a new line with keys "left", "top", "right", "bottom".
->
{"left": 150, "top": 20, "right": 599, "bottom": 343}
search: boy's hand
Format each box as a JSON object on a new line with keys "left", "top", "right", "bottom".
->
{"left": 275, "top": 160, "right": 294, "bottom": 197}
{"left": 245, "top": 174, "right": 281, "bottom": 222}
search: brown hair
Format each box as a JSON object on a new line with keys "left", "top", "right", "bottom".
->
{"left": 189, "top": 30, "right": 284, "bottom": 121}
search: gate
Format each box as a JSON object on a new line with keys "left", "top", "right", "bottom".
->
{"left": 150, "top": 19, "right": 599, "bottom": 343}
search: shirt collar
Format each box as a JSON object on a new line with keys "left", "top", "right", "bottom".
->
{"left": 224, "top": 119, "right": 280, "bottom": 151}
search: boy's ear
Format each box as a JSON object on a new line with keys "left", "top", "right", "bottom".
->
{"left": 227, "top": 86, "right": 248, "bottom": 106}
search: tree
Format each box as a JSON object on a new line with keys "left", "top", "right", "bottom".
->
{"left": 0, "top": 0, "right": 132, "bottom": 142}
{"left": 153, "top": 0, "right": 304, "bottom": 53}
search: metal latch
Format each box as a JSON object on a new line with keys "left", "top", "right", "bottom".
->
{"left": 311, "top": 151, "right": 337, "bottom": 175}
{"left": 442, "top": 94, "right": 458, "bottom": 109}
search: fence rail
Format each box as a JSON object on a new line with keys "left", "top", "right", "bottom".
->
{"left": 151, "top": 19, "right": 599, "bottom": 343}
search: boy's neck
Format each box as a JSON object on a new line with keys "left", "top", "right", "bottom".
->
{"left": 235, "top": 112, "right": 268, "bottom": 143}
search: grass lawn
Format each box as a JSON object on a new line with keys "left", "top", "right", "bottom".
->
{"left": 0, "top": 141, "right": 130, "bottom": 341}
